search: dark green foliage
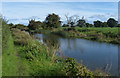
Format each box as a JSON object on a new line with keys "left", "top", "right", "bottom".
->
{"left": 102, "top": 22, "right": 108, "bottom": 27}
{"left": 77, "top": 19, "right": 86, "bottom": 27}
{"left": 8, "top": 23, "right": 14, "bottom": 27}
{"left": 62, "top": 24, "right": 69, "bottom": 27}
{"left": 51, "top": 31, "right": 68, "bottom": 38}
{"left": 63, "top": 58, "right": 93, "bottom": 77}
{"left": 64, "top": 27, "right": 76, "bottom": 31}
{"left": 44, "top": 13, "right": 61, "bottom": 28}
{"left": 86, "top": 23, "right": 94, "bottom": 27}
{"left": 28, "top": 19, "right": 42, "bottom": 30}
{"left": 13, "top": 24, "right": 28, "bottom": 31}
{"left": 107, "top": 18, "right": 117, "bottom": 27}
{"left": 70, "top": 22, "right": 75, "bottom": 27}
{"left": 93, "top": 20, "right": 102, "bottom": 27}
{"left": 117, "top": 24, "right": 120, "bottom": 27}
{"left": 0, "top": 17, "right": 8, "bottom": 25}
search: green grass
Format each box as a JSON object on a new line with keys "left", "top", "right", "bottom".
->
{"left": 50, "top": 27, "right": 120, "bottom": 45}
{"left": 2, "top": 23, "right": 109, "bottom": 76}
{"left": 0, "top": 18, "right": 2, "bottom": 77}
{"left": 2, "top": 35, "right": 17, "bottom": 76}
{"left": 11, "top": 28, "right": 102, "bottom": 76}
{"left": 2, "top": 23, "right": 17, "bottom": 76}
{"left": 2, "top": 21, "right": 29, "bottom": 76}
{"left": 12, "top": 29, "right": 65, "bottom": 76}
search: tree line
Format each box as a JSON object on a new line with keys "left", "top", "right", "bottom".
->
{"left": 10, "top": 13, "right": 120, "bottom": 30}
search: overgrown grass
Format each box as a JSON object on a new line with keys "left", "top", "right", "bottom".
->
{"left": 2, "top": 21, "right": 29, "bottom": 76}
{"left": 50, "top": 27, "right": 120, "bottom": 45}
{"left": 2, "top": 23, "right": 109, "bottom": 76}
{"left": 2, "top": 22, "right": 17, "bottom": 76}
{"left": 11, "top": 28, "right": 108, "bottom": 76}
{"left": 11, "top": 28, "right": 66, "bottom": 76}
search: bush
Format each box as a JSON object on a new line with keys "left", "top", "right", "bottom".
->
{"left": 13, "top": 24, "right": 28, "bottom": 31}
{"left": 51, "top": 31, "right": 68, "bottom": 38}
{"left": 11, "top": 28, "right": 34, "bottom": 45}
{"left": 62, "top": 58, "right": 93, "bottom": 77}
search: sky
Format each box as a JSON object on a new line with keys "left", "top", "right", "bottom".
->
{"left": 2, "top": 2, "right": 118, "bottom": 25}
{"left": 2, "top": 0, "right": 120, "bottom": 2}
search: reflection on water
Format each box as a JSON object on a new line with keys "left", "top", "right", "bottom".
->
{"left": 35, "top": 33, "right": 119, "bottom": 76}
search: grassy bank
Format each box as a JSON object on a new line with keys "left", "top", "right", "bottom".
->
{"left": 2, "top": 21, "right": 18, "bottom": 76}
{"left": 49, "top": 27, "right": 120, "bottom": 45}
{"left": 11, "top": 28, "right": 95, "bottom": 76}
{"left": 2, "top": 23, "right": 109, "bottom": 76}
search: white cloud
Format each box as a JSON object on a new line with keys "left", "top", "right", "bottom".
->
{"left": 2, "top": 2, "right": 118, "bottom": 24}
{"left": 87, "top": 13, "right": 118, "bottom": 23}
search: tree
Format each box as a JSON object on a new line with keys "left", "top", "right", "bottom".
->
{"left": 107, "top": 18, "right": 117, "bottom": 27}
{"left": 70, "top": 22, "right": 75, "bottom": 27}
{"left": 117, "top": 24, "right": 120, "bottom": 27}
{"left": 13, "top": 24, "right": 28, "bottom": 31}
{"left": 77, "top": 17, "right": 86, "bottom": 27}
{"left": 86, "top": 23, "right": 93, "bottom": 27}
{"left": 44, "top": 13, "right": 61, "bottom": 28}
{"left": 65, "top": 14, "right": 79, "bottom": 27}
{"left": 8, "top": 23, "right": 14, "bottom": 27}
{"left": 93, "top": 20, "right": 102, "bottom": 27}
{"left": 28, "top": 19, "right": 42, "bottom": 30}
{"left": 102, "top": 22, "right": 108, "bottom": 27}
{"left": 62, "top": 24, "right": 69, "bottom": 27}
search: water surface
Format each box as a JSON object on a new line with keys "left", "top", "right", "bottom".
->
{"left": 35, "top": 34, "right": 119, "bottom": 76}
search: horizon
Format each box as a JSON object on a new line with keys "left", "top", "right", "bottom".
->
{"left": 2, "top": 2, "right": 118, "bottom": 25}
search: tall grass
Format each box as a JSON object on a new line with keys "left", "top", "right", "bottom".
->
{"left": 2, "top": 19, "right": 18, "bottom": 76}
{"left": 11, "top": 28, "right": 98, "bottom": 76}
{"left": 52, "top": 27, "right": 120, "bottom": 45}
{"left": 2, "top": 22, "right": 109, "bottom": 76}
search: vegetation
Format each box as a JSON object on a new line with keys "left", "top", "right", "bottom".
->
{"left": 2, "top": 12, "right": 119, "bottom": 76}
{"left": 2, "top": 16, "right": 110, "bottom": 76}
{"left": 77, "top": 17, "right": 86, "bottom": 27}
{"left": 2, "top": 18, "right": 18, "bottom": 76}
{"left": 107, "top": 18, "right": 118, "bottom": 27}
{"left": 93, "top": 20, "right": 103, "bottom": 27}
{"left": 50, "top": 27, "right": 120, "bottom": 45}
{"left": 10, "top": 28, "right": 101, "bottom": 76}
{"left": 26, "top": 13, "right": 119, "bottom": 45}
{"left": 43, "top": 13, "right": 61, "bottom": 29}
{"left": 28, "top": 19, "right": 42, "bottom": 30}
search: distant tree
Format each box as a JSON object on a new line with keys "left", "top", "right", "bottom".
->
{"left": 117, "top": 24, "right": 120, "bottom": 27}
{"left": 28, "top": 19, "right": 42, "bottom": 30}
{"left": 8, "top": 23, "right": 14, "bottom": 26}
{"left": 14, "top": 24, "right": 28, "bottom": 31}
{"left": 70, "top": 22, "right": 75, "bottom": 27}
{"left": 77, "top": 17, "right": 86, "bottom": 27}
{"left": 102, "top": 22, "right": 108, "bottom": 27}
{"left": 62, "top": 24, "right": 69, "bottom": 27}
{"left": 44, "top": 13, "right": 61, "bottom": 28}
{"left": 8, "top": 23, "right": 14, "bottom": 28}
{"left": 86, "top": 23, "right": 94, "bottom": 27}
{"left": 65, "top": 14, "right": 79, "bottom": 27}
{"left": 65, "top": 14, "right": 72, "bottom": 27}
{"left": 107, "top": 18, "right": 117, "bottom": 27}
{"left": 0, "top": 16, "right": 8, "bottom": 25}
{"left": 93, "top": 20, "right": 102, "bottom": 27}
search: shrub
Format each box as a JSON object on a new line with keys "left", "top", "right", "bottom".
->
{"left": 62, "top": 58, "right": 94, "bottom": 77}
{"left": 11, "top": 28, "right": 34, "bottom": 45}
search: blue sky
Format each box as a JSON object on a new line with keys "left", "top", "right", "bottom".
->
{"left": 2, "top": 2, "right": 118, "bottom": 25}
